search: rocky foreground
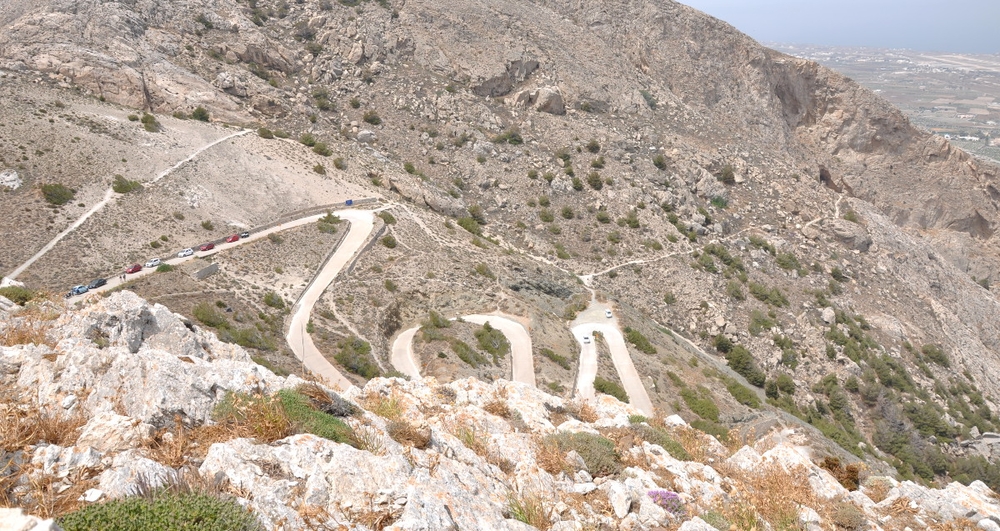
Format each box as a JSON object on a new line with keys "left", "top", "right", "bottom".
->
{"left": 2, "top": 292, "right": 1000, "bottom": 530}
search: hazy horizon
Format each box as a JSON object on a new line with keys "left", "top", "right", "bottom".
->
{"left": 679, "top": 0, "right": 1000, "bottom": 54}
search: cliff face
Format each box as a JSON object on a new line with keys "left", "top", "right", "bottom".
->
{"left": 3, "top": 292, "right": 1000, "bottom": 530}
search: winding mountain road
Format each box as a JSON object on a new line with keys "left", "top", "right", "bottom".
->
{"left": 571, "top": 299, "right": 654, "bottom": 415}
{"left": 390, "top": 313, "right": 535, "bottom": 386}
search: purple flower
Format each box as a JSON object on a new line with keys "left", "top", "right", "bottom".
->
{"left": 647, "top": 489, "right": 685, "bottom": 516}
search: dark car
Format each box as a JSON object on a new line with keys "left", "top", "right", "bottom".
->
{"left": 87, "top": 278, "right": 107, "bottom": 290}
{"left": 239, "top": 231, "right": 250, "bottom": 239}
{"left": 199, "top": 242, "right": 215, "bottom": 252}
{"left": 226, "top": 234, "right": 240, "bottom": 243}
{"left": 125, "top": 263, "right": 142, "bottom": 274}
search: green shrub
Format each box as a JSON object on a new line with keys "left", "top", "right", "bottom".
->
{"left": 192, "top": 301, "right": 228, "bottom": 328}
{"left": 725, "top": 345, "right": 765, "bottom": 387}
{"left": 474, "top": 263, "right": 495, "bottom": 280}
{"left": 299, "top": 133, "right": 317, "bottom": 147}
{"left": 258, "top": 127, "right": 274, "bottom": 139}
{"left": 587, "top": 171, "right": 603, "bottom": 190}
{"left": 538, "top": 209, "right": 554, "bottom": 223}
{"left": 560, "top": 206, "right": 575, "bottom": 219}
{"left": 718, "top": 164, "right": 735, "bottom": 185}
{"left": 748, "top": 282, "right": 788, "bottom": 307}
{"left": 748, "top": 235, "right": 776, "bottom": 255}
{"left": 540, "top": 347, "right": 571, "bottom": 370}
{"left": 263, "top": 291, "right": 285, "bottom": 309}
{"left": 334, "top": 337, "right": 380, "bottom": 378}
{"left": 112, "top": 175, "right": 142, "bottom": 194}
{"left": 640, "top": 89, "right": 657, "bottom": 110}
{"left": 922, "top": 344, "right": 950, "bottom": 367}
{"left": 191, "top": 106, "right": 210, "bottom": 122}
{"left": 710, "top": 196, "right": 728, "bottom": 209}
{"left": 450, "top": 338, "right": 487, "bottom": 367}
{"left": 748, "top": 309, "right": 776, "bottom": 336}
{"left": 493, "top": 129, "right": 523, "bottom": 145}
{"left": 543, "top": 432, "right": 621, "bottom": 476}
{"left": 681, "top": 386, "right": 719, "bottom": 421}
{"left": 596, "top": 210, "right": 611, "bottom": 224}
{"left": 594, "top": 376, "right": 629, "bottom": 403}
{"left": 140, "top": 113, "right": 161, "bottom": 132}
{"left": 775, "top": 252, "right": 802, "bottom": 272}
{"left": 776, "top": 373, "right": 796, "bottom": 395}
{"left": 127, "top": 114, "right": 139, "bottom": 121}
{"left": 585, "top": 139, "right": 601, "bottom": 153}
{"left": 474, "top": 322, "right": 510, "bottom": 358}
{"left": 381, "top": 234, "right": 397, "bottom": 248}
{"left": 457, "top": 217, "right": 482, "bottom": 235}
{"left": 333, "top": 157, "right": 346, "bottom": 170}
{"left": 363, "top": 110, "right": 382, "bottom": 125}
{"left": 631, "top": 425, "right": 690, "bottom": 460}
{"left": 726, "top": 280, "right": 745, "bottom": 300}
{"left": 59, "top": 489, "right": 260, "bottom": 531}
{"left": 276, "top": 389, "right": 352, "bottom": 442}
{"left": 623, "top": 327, "right": 656, "bottom": 355}
{"left": 571, "top": 177, "right": 583, "bottom": 190}
{"left": 725, "top": 378, "right": 760, "bottom": 408}
{"left": 403, "top": 161, "right": 416, "bottom": 174}
{"left": 41, "top": 183, "right": 75, "bottom": 205}
{"left": 155, "top": 264, "right": 174, "bottom": 273}
{"left": 313, "top": 164, "right": 326, "bottom": 175}
{"left": 0, "top": 286, "right": 35, "bottom": 305}
{"left": 312, "top": 142, "right": 332, "bottom": 156}
{"left": 652, "top": 154, "right": 666, "bottom": 170}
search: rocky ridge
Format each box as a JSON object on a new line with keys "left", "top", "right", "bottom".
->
{"left": 3, "top": 292, "right": 1000, "bottom": 530}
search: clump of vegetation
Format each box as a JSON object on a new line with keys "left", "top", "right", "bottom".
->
{"left": 334, "top": 337, "right": 380, "bottom": 378}
{"left": 474, "top": 263, "right": 496, "bottom": 280}
{"left": 0, "top": 286, "right": 35, "bottom": 305}
{"left": 140, "top": 113, "right": 161, "bottom": 132}
{"left": 380, "top": 234, "right": 397, "bottom": 248}
{"left": 313, "top": 164, "right": 326, "bottom": 175}
{"left": 718, "top": 164, "right": 735, "bottom": 185}
{"left": 59, "top": 489, "right": 260, "bottom": 531}
{"left": 493, "top": 129, "right": 523, "bottom": 145}
{"left": 112, "top": 174, "right": 142, "bottom": 194}
{"left": 540, "top": 347, "right": 571, "bottom": 370}
{"left": 313, "top": 143, "right": 332, "bottom": 156}
{"left": 363, "top": 110, "right": 382, "bottom": 125}
{"left": 263, "top": 292, "right": 285, "bottom": 309}
{"left": 681, "top": 385, "right": 719, "bottom": 421}
{"left": 41, "top": 183, "right": 75, "bottom": 205}
{"left": 722, "top": 345, "right": 766, "bottom": 388}
{"left": 652, "top": 154, "right": 667, "bottom": 170}
{"left": 542, "top": 432, "right": 621, "bottom": 476}
{"left": 299, "top": 133, "right": 317, "bottom": 147}
{"left": 474, "top": 322, "right": 510, "bottom": 364}
{"left": 748, "top": 282, "right": 789, "bottom": 307}
{"left": 191, "top": 106, "right": 210, "bottom": 122}
{"left": 623, "top": 327, "right": 656, "bottom": 355}
{"left": 594, "top": 376, "right": 628, "bottom": 403}
{"left": 155, "top": 264, "right": 174, "bottom": 273}
{"left": 258, "top": 127, "right": 274, "bottom": 139}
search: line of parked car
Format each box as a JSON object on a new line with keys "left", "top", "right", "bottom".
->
{"left": 65, "top": 231, "right": 251, "bottom": 298}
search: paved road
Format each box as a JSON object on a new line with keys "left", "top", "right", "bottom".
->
{"left": 390, "top": 313, "right": 535, "bottom": 386}
{"left": 571, "top": 299, "right": 654, "bottom": 415}
{"left": 68, "top": 211, "right": 346, "bottom": 298}
{"left": 286, "top": 209, "right": 375, "bottom": 392}
{"left": 7, "top": 129, "right": 251, "bottom": 281}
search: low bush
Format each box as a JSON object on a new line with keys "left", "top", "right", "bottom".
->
{"left": 474, "top": 322, "right": 510, "bottom": 359}
{"left": 334, "top": 337, "right": 380, "bottom": 378}
{"left": 191, "top": 106, "right": 210, "bottom": 122}
{"left": 725, "top": 378, "right": 760, "bottom": 408}
{"left": 493, "top": 129, "right": 523, "bottom": 145}
{"left": 543, "top": 432, "right": 621, "bottom": 476}
{"left": 59, "top": 489, "right": 260, "bottom": 531}
{"left": 450, "top": 338, "right": 487, "bottom": 367}
{"left": 362, "top": 110, "right": 381, "bottom": 125}
{"left": 257, "top": 127, "right": 274, "bottom": 139}
{"left": 725, "top": 345, "right": 765, "bottom": 387}
{"left": 112, "top": 175, "right": 142, "bottom": 194}
{"left": 263, "top": 291, "right": 285, "bottom": 309}
{"left": 381, "top": 234, "right": 397, "bottom": 248}
{"left": 41, "top": 183, "right": 74, "bottom": 205}
{"left": 681, "top": 386, "right": 719, "bottom": 421}
{"left": 0, "top": 286, "right": 35, "bottom": 305}
{"left": 623, "top": 327, "right": 656, "bottom": 355}
{"left": 155, "top": 264, "right": 174, "bottom": 273}
{"left": 312, "top": 142, "right": 332, "bottom": 156}
{"left": 593, "top": 376, "right": 628, "bottom": 403}
{"left": 540, "top": 347, "right": 571, "bottom": 369}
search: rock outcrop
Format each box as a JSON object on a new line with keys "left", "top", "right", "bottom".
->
{"left": 3, "top": 292, "right": 1000, "bottom": 530}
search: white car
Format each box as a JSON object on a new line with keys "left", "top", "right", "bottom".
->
{"left": 605, "top": 309, "right": 613, "bottom": 318}
{"left": 582, "top": 335, "right": 592, "bottom": 344}
{"left": 144, "top": 258, "right": 162, "bottom": 268}
{"left": 177, "top": 248, "right": 194, "bottom": 258}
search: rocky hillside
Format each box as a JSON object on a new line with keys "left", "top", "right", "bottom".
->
{"left": 3, "top": 0, "right": 1000, "bottom": 514}
{"left": 4, "top": 291, "right": 1000, "bottom": 530}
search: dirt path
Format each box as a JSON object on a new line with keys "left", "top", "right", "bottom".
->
{"left": 6, "top": 129, "right": 251, "bottom": 281}
{"left": 389, "top": 313, "right": 536, "bottom": 386}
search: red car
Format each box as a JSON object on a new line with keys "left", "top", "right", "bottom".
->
{"left": 125, "top": 264, "right": 142, "bottom": 274}
{"left": 226, "top": 234, "right": 240, "bottom": 243}
{"left": 199, "top": 242, "right": 215, "bottom": 252}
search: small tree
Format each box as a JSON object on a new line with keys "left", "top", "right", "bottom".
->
{"left": 191, "top": 106, "right": 210, "bottom": 122}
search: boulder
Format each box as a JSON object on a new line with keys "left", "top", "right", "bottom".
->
{"left": 509, "top": 86, "right": 566, "bottom": 115}
{"left": 0, "top": 508, "right": 60, "bottom": 531}
{"left": 76, "top": 412, "right": 154, "bottom": 453}
{"left": 357, "top": 129, "right": 377, "bottom": 143}
{"left": 679, "top": 517, "right": 718, "bottom": 531}
{"left": 827, "top": 219, "right": 872, "bottom": 252}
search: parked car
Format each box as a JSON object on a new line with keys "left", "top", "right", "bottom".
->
{"left": 605, "top": 309, "right": 613, "bottom": 318}
{"left": 87, "top": 278, "right": 107, "bottom": 290}
{"left": 144, "top": 258, "right": 162, "bottom": 268}
{"left": 177, "top": 248, "right": 194, "bottom": 258}
{"left": 226, "top": 234, "right": 240, "bottom": 243}
{"left": 582, "top": 335, "right": 592, "bottom": 344}
{"left": 199, "top": 242, "right": 215, "bottom": 252}
{"left": 125, "top": 264, "right": 142, "bottom": 274}
{"left": 65, "top": 285, "right": 88, "bottom": 298}
{"left": 239, "top": 231, "right": 250, "bottom": 239}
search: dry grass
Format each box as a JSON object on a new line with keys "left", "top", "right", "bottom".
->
{"left": 0, "top": 317, "right": 56, "bottom": 348}
{"left": 0, "top": 393, "right": 85, "bottom": 452}
{"left": 483, "top": 399, "right": 511, "bottom": 419}
{"left": 724, "top": 462, "right": 819, "bottom": 531}
{"left": 507, "top": 490, "right": 552, "bottom": 530}
{"left": 148, "top": 415, "right": 234, "bottom": 466}
{"left": 15, "top": 470, "right": 97, "bottom": 518}
{"left": 535, "top": 435, "right": 571, "bottom": 475}
{"left": 349, "top": 424, "right": 386, "bottom": 455}
{"left": 211, "top": 391, "right": 294, "bottom": 443}
{"left": 361, "top": 392, "right": 403, "bottom": 421}
{"left": 862, "top": 476, "right": 893, "bottom": 503}
{"left": 453, "top": 423, "right": 515, "bottom": 473}
{"left": 674, "top": 425, "right": 714, "bottom": 464}
{"left": 386, "top": 420, "right": 431, "bottom": 449}
{"left": 819, "top": 456, "right": 864, "bottom": 491}
{"left": 567, "top": 401, "right": 598, "bottom": 423}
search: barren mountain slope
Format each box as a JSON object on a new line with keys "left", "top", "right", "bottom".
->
{"left": 3, "top": 0, "right": 1000, "bottom": 496}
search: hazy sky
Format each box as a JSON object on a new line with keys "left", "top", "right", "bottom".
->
{"left": 679, "top": 0, "right": 1000, "bottom": 53}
